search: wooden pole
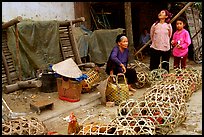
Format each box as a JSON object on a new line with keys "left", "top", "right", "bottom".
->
{"left": 124, "top": 2, "right": 134, "bottom": 61}
{"left": 169, "top": 2, "right": 194, "bottom": 23}
{"left": 15, "top": 23, "right": 22, "bottom": 81}
{"left": 134, "top": 2, "right": 194, "bottom": 56}
{"left": 68, "top": 22, "right": 82, "bottom": 64}
{"left": 59, "top": 17, "right": 85, "bottom": 27}
{"left": 191, "top": 28, "right": 202, "bottom": 39}
{"left": 4, "top": 79, "right": 42, "bottom": 94}
{"left": 90, "top": 7, "right": 99, "bottom": 29}
{"left": 2, "top": 16, "right": 22, "bottom": 29}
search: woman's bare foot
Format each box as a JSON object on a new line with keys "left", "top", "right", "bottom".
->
{"left": 129, "top": 91, "right": 134, "bottom": 96}
{"left": 128, "top": 85, "right": 137, "bottom": 92}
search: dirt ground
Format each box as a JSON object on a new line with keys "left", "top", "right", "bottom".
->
{"left": 2, "top": 56, "right": 202, "bottom": 135}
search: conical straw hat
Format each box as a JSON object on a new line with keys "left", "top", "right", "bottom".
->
{"left": 52, "top": 58, "right": 82, "bottom": 78}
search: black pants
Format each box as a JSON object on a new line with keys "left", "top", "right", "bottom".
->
{"left": 149, "top": 48, "right": 171, "bottom": 72}
{"left": 125, "top": 68, "right": 137, "bottom": 84}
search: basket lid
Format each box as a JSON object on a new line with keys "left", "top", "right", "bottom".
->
{"left": 52, "top": 58, "right": 82, "bottom": 78}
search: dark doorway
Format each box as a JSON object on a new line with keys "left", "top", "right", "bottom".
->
{"left": 132, "top": 8, "right": 140, "bottom": 50}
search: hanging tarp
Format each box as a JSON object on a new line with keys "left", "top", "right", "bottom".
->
{"left": 88, "top": 28, "right": 125, "bottom": 64}
{"left": 72, "top": 25, "right": 92, "bottom": 58}
{"left": 7, "top": 20, "right": 61, "bottom": 79}
{"left": 72, "top": 27, "right": 125, "bottom": 64}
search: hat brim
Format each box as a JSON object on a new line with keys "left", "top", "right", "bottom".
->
{"left": 52, "top": 58, "right": 82, "bottom": 78}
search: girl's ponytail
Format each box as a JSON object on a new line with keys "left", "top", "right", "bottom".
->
{"left": 164, "top": 10, "right": 173, "bottom": 23}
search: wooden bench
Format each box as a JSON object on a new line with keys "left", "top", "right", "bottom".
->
{"left": 30, "top": 100, "right": 54, "bottom": 115}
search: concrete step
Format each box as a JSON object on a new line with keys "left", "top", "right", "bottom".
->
{"left": 29, "top": 90, "right": 102, "bottom": 122}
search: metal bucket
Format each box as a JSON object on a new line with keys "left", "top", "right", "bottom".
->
{"left": 40, "top": 73, "right": 57, "bottom": 93}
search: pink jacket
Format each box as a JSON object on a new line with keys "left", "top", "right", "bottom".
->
{"left": 172, "top": 29, "right": 191, "bottom": 57}
{"left": 150, "top": 22, "right": 172, "bottom": 51}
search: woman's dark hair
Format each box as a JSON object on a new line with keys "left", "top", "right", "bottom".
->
{"left": 116, "top": 33, "right": 127, "bottom": 43}
{"left": 176, "top": 17, "right": 187, "bottom": 25}
{"left": 155, "top": 9, "right": 173, "bottom": 25}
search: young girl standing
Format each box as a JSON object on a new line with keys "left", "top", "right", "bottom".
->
{"left": 171, "top": 17, "right": 191, "bottom": 69}
{"left": 149, "top": 9, "right": 173, "bottom": 72}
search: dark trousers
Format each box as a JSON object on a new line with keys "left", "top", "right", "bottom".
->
{"left": 174, "top": 54, "right": 188, "bottom": 69}
{"left": 125, "top": 68, "right": 137, "bottom": 84}
{"left": 149, "top": 48, "right": 171, "bottom": 72}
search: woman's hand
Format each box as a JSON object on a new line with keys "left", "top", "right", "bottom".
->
{"left": 110, "top": 70, "right": 114, "bottom": 75}
{"left": 120, "top": 64, "right": 126, "bottom": 73}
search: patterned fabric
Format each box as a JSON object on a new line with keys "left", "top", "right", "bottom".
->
{"left": 150, "top": 23, "right": 172, "bottom": 51}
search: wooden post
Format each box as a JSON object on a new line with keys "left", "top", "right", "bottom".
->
{"left": 15, "top": 23, "right": 22, "bottom": 81}
{"left": 68, "top": 22, "right": 82, "bottom": 64}
{"left": 134, "top": 2, "right": 194, "bottom": 56}
{"left": 2, "top": 16, "right": 22, "bottom": 29}
{"left": 124, "top": 2, "right": 134, "bottom": 61}
{"left": 74, "top": 2, "right": 92, "bottom": 29}
{"left": 90, "top": 7, "right": 99, "bottom": 29}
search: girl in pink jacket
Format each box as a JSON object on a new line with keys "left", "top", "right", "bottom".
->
{"left": 171, "top": 17, "right": 191, "bottom": 69}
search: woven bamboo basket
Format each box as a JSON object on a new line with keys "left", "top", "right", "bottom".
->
{"left": 162, "top": 67, "right": 202, "bottom": 100}
{"left": 78, "top": 66, "right": 202, "bottom": 135}
{"left": 106, "top": 73, "right": 129, "bottom": 106}
{"left": 159, "top": 74, "right": 193, "bottom": 101}
{"left": 78, "top": 122, "right": 143, "bottom": 135}
{"left": 135, "top": 71, "right": 147, "bottom": 89}
{"left": 2, "top": 116, "right": 47, "bottom": 135}
{"left": 82, "top": 69, "right": 100, "bottom": 92}
{"left": 143, "top": 84, "right": 187, "bottom": 126}
{"left": 78, "top": 123, "right": 116, "bottom": 135}
{"left": 110, "top": 116, "right": 156, "bottom": 135}
{"left": 117, "top": 99, "right": 183, "bottom": 135}
{"left": 129, "top": 60, "right": 150, "bottom": 88}
{"left": 148, "top": 61, "right": 169, "bottom": 86}
{"left": 173, "top": 68, "right": 202, "bottom": 91}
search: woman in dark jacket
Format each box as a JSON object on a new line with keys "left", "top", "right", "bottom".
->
{"left": 106, "top": 34, "right": 137, "bottom": 95}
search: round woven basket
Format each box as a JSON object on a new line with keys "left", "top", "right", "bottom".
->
{"left": 2, "top": 116, "right": 47, "bottom": 135}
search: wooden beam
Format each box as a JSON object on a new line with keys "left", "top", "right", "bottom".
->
{"left": 59, "top": 17, "right": 85, "bottom": 27}
{"left": 170, "top": 2, "right": 194, "bottom": 23}
{"left": 4, "top": 79, "right": 42, "bottom": 94}
{"left": 135, "top": 2, "right": 194, "bottom": 56}
{"left": 2, "top": 16, "right": 22, "bottom": 29}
